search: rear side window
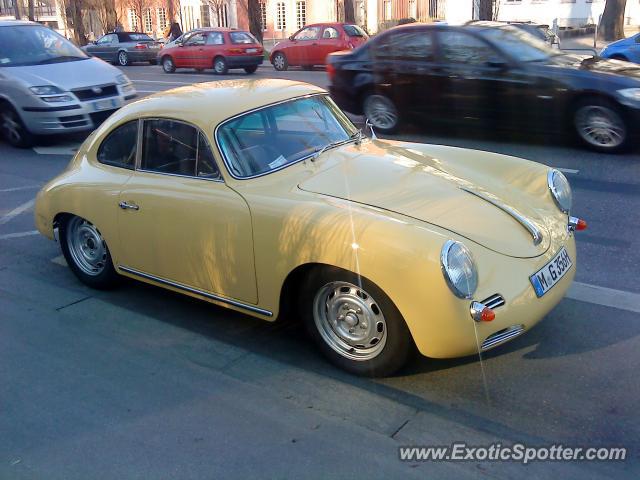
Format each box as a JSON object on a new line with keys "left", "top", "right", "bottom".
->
{"left": 374, "top": 31, "right": 433, "bottom": 60}
{"left": 344, "top": 25, "right": 367, "bottom": 38}
{"left": 229, "top": 32, "right": 258, "bottom": 44}
{"left": 97, "top": 121, "right": 138, "bottom": 170}
{"left": 206, "top": 32, "right": 224, "bottom": 45}
{"left": 323, "top": 27, "right": 339, "bottom": 39}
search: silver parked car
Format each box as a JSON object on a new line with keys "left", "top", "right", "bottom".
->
{"left": 83, "top": 31, "right": 162, "bottom": 66}
{"left": 0, "top": 21, "right": 136, "bottom": 148}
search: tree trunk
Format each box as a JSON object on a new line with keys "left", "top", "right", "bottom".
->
{"left": 343, "top": 0, "right": 355, "bottom": 23}
{"left": 598, "top": 0, "right": 627, "bottom": 41}
{"left": 70, "top": 0, "right": 87, "bottom": 45}
{"left": 28, "top": 0, "right": 35, "bottom": 20}
{"left": 167, "top": 0, "right": 175, "bottom": 22}
{"left": 478, "top": 0, "right": 493, "bottom": 21}
{"left": 13, "top": 0, "right": 21, "bottom": 19}
{"left": 247, "top": 0, "right": 263, "bottom": 43}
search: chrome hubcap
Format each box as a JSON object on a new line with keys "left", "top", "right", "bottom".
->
{"left": 163, "top": 58, "right": 173, "bottom": 71}
{"left": 313, "top": 281, "right": 387, "bottom": 361}
{"left": 274, "top": 54, "right": 285, "bottom": 69}
{"left": 119, "top": 52, "right": 127, "bottom": 64}
{"left": 364, "top": 95, "right": 398, "bottom": 130}
{"left": 67, "top": 217, "right": 107, "bottom": 276}
{"left": 215, "top": 60, "right": 225, "bottom": 73}
{"left": 576, "top": 106, "right": 625, "bottom": 148}
{"left": 1, "top": 111, "right": 22, "bottom": 144}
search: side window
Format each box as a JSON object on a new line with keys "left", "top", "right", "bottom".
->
{"left": 97, "top": 121, "right": 138, "bottom": 170}
{"left": 375, "top": 31, "right": 433, "bottom": 60}
{"left": 141, "top": 119, "right": 200, "bottom": 176}
{"left": 196, "top": 134, "right": 220, "bottom": 179}
{"left": 294, "top": 26, "right": 320, "bottom": 41}
{"left": 97, "top": 35, "right": 111, "bottom": 45}
{"left": 185, "top": 32, "right": 206, "bottom": 46}
{"left": 438, "top": 31, "right": 497, "bottom": 65}
{"left": 206, "top": 32, "right": 224, "bottom": 45}
{"left": 322, "top": 27, "right": 339, "bottom": 39}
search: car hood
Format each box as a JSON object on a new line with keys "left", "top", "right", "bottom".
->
{"left": 7, "top": 57, "right": 121, "bottom": 89}
{"left": 547, "top": 53, "right": 640, "bottom": 78}
{"left": 298, "top": 141, "right": 554, "bottom": 258}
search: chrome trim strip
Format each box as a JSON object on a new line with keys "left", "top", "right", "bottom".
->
{"left": 481, "top": 325, "right": 525, "bottom": 352}
{"left": 460, "top": 187, "right": 543, "bottom": 246}
{"left": 548, "top": 169, "right": 570, "bottom": 214}
{"left": 119, "top": 266, "right": 273, "bottom": 317}
{"left": 481, "top": 293, "right": 506, "bottom": 309}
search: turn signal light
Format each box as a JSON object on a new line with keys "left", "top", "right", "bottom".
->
{"left": 480, "top": 307, "right": 495, "bottom": 322}
{"left": 576, "top": 219, "right": 587, "bottom": 231}
{"left": 470, "top": 302, "right": 495, "bottom": 322}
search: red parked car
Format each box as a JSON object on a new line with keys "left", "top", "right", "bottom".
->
{"left": 159, "top": 28, "right": 263, "bottom": 74}
{"left": 269, "top": 23, "right": 368, "bottom": 71}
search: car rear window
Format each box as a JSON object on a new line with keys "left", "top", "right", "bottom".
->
{"left": 344, "top": 25, "right": 367, "bottom": 38}
{"left": 120, "top": 33, "right": 153, "bottom": 42}
{"left": 229, "top": 32, "right": 258, "bottom": 44}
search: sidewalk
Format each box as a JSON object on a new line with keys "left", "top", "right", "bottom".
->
{"left": 561, "top": 25, "right": 640, "bottom": 52}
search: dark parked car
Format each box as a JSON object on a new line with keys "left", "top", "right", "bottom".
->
{"left": 468, "top": 20, "right": 560, "bottom": 48}
{"left": 328, "top": 22, "right": 640, "bottom": 152}
{"left": 83, "top": 32, "right": 162, "bottom": 66}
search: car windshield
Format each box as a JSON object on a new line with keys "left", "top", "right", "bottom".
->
{"left": 478, "top": 26, "right": 557, "bottom": 62}
{"left": 0, "top": 25, "right": 87, "bottom": 67}
{"left": 229, "top": 31, "right": 258, "bottom": 44}
{"left": 218, "top": 95, "right": 358, "bottom": 178}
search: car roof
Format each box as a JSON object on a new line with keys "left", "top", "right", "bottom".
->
{"left": 0, "top": 20, "right": 40, "bottom": 27}
{"left": 104, "top": 79, "right": 325, "bottom": 133}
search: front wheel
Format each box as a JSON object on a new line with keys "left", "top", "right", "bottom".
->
{"left": 573, "top": 98, "right": 628, "bottom": 152}
{"left": 362, "top": 93, "right": 400, "bottom": 134}
{"left": 272, "top": 52, "right": 288, "bottom": 71}
{"left": 117, "top": 50, "right": 130, "bottom": 66}
{"left": 300, "top": 267, "right": 413, "bottom": 377}
{"left": 244, "top": 65, "right": 258, "bottom": 74}
{"left": 60, "top": 215, "right": 119, "bottom": 289}
{"left": 162, "top": 56, "right": 175, "bottom": 73}
{"left": 213, "top": 56, "right": 228, "bottom": 75}
{"left": 0, "top": 105, "right": 34, "bottom": 148}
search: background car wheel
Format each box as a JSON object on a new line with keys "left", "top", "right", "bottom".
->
{"left": 573, "top": 98, "right": 628, "bottom": 152}
{"left": 213, "top": 56, "right": 228, "bottom": 75}
{"left": 59, "top": 215, "right": 119, "bottom": 290}
{"left": 299, "top": 266, "right": 413, "bottom": 377}
{"left": 162, "top": 56, "right": 175, "bottom": 73}
{"left": 149, "top": 59, "right": 158, "bottom": 65}
{"left": 610, "top": 54, "right": 628, "bottom": 61}
{"left": 272, "top": 52, "right": 288, "bottom": 71}
{"left": 244, "top": 65, "right": 258, "bottom": 74}
{"left": 0, "top": 104, "right": 34, "bottom": 148}
{"left": 117, "top": 51, "right": 130, "bottom": 66}
{"left": 363, "top": 93, "right": 400, "bottom": 134}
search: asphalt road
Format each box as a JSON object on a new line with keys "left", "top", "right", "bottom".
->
{"left": 0, "top": 64, "right": 638, "bottom": 479}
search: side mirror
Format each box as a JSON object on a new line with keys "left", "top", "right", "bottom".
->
{"left": 178, "top": 42, "right": 184, "bottom": 47}
{"left": 289, "top": 35, "right": 295, "bottom": 41}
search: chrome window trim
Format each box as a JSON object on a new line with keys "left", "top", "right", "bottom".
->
{"left": 214, "top": 93, "right": 358, "bottom": 180}
{"left": 460, "top": 186, "right": 543, "bottom": 246}
{"left": 119, "top": 265, "right": 273, "bottom": 317}
{"left": 137, "top": 116, "right": 224, "bottom": 183}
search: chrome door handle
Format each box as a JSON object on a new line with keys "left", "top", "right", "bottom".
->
{"left": 119, "top": 201, "right": 139, "bottom": 211}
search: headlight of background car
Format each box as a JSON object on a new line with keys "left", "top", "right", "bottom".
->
{"left": 29, "top": 85, "right": 73, "bottom": 103}
{"left": 440, "top": 240, "right": 478, "bottom": 299}
{"left": 618, "top": 88, "right": 640, "bottom": 102}
{"left": 115, "top": 74, "right": 130, "bottom": 85}
{"left": 547, "top": 169, "right": 572, "bottom": 213}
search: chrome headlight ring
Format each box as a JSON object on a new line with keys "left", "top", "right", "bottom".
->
{"left": 440, "top": 240, "right": 478, "bottom": 299}
{"left": 547, "top": 169, "right": 572, "bottom": 214}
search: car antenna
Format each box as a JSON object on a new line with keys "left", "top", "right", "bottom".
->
{"left": 365, "top": 118, "right": 377, "bottom": 140}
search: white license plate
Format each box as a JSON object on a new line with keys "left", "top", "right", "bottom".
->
{"left": 92, "top": 99, "right": 118, "bottom": 111}
{"left": 529, "top": 247, "right": 573, "bottom": 298}
{"left": 246, "top": 48, "right": 258, "bottom": 53}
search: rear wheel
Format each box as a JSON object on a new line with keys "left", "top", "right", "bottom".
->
{"left": 59, "top": 215, "right": 119, "bottom": 289}
{"left": 162, "top": 56, "right": 175, "bottom": 73}
{"left": 272, "top": 52, "right": 288, "bottom": 71}
{"left": 573, "top": 98, "right": 628, "bottom": 152}
{"left": 244, "top": 65, "right": 258, "bottom": 74}
{"left": 213, "top": 56, "right": 228, "bottom": 75}
{"left": 0, "top": 105, "right": 34, "bottom": 148}
{"left": 362, "top": 93, "right": 400, "bottom": 134}
{"left": 300, "top": 267, "right": 413, "bottom": 377}
{"left": 117, "top": 50, "right": 130, "bottom": 66}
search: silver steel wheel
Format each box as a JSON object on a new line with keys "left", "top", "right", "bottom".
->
{"left": 1, "top": 110, "right": 23, "bottom": 145}
{"left": 363, "top": 94, "right": 399, "bottom": 131}
{"left": 162, "top": 57, "right": 174, "bottom": 72}
{"left": 313, "top": 281, "right": 387, "bottom": 361}
{"left": 273, "top": 53, "right": 286, "bottom": 70}
{"left": 66, "top": 217, "right": 107, "bottom": 276}
{"left": 118, "top": 51, "right": 128, "bottom": 66}
{"left": 575, "top": 105, "right": 626, "bottom": 149}
{"left": 214, "top": 58, "right": 226, "bottom": 73}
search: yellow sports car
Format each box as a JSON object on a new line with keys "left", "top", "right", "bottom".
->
{"left": 35, "top": 79, "right": 586, "bottom": 376}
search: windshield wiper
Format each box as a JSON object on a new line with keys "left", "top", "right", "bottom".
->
{"left": 311, "top": 131, "right": 362, "bottom": 162}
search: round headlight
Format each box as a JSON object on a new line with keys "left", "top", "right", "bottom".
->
{"left": 547, "top": 169, "right": 572, "bottom": 214}
{"left": 440, "top": 240, "right": 478, "bottom": 299}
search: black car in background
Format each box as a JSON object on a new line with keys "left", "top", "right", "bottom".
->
{"left": 328, "top": 22, "right": 640, "bottom": 152}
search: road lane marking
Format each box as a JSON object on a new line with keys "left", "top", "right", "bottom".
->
{"left": 0, "top": 230, "right": 38, "bottom": 240}
{"left": 556, "top": 168, "right": 579, "bottom": 174}
{"left": 0, "top": 199, "right": 35, "bottom": 226}
{"left": 133, "top": 79, "right": 195, "bottom": 85}
{"left": 0, "top": 185, "right": 40, "bottom": 192}
{"left": 567, "top": 282, "right": 640, "bottom": 314}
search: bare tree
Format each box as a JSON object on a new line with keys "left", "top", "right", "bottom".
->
{"left": 343, "top": 0, "right": 355, "bottom": 23}
{"left": 59, "top": 0, "right": 89, "bottom": 45}
{"left": 599, "top": 0, "right": 628, "bottom": 41}
{"left": 246, "top": 0, "right": 263, "bottom": 43}
{"left": 13, "top": 0, "right": 21, "bottom": 19}
{"left": 28, "top": 0, "right": 35, "bottom": 20}
{"left": 478, "top": 0, "right": 493, "bottom": 20}
{"left": 90, "top": 0, "right": 119, "bottom": 33}
{"left": 165, "top": 0, "right": 179, "bottom": 24}
{"left": 205, "top": 0, "right": 226, "bottom": 27}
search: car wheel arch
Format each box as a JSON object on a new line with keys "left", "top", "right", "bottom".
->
{"left": 565, "top": 91, "right": 625, "bottom": 125}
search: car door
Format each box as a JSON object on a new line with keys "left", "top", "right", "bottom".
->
{"left": 288, "top": 26, "right": 322, "bottom": 65}
{"left": 89, "top": 34, "right": 113, "bottom": 59}
{"left": 317, "top": 26, "right": 344, "bottom": 65}
{"left": 117, "top": 118, "right": 258, "bottom": 303}
{"left": 201, "top": 31, "right": 225, "bottom": 68}
{"left": 180, "top": 32, "right": 207, "bottom": 68}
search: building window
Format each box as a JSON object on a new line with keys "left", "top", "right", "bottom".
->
{"left": 383, "top": 0, "right": 392, "bottom": 21}
{"left": 276, "top": 2, "right": 286, "bottom": 30}
{"left": 128, "top": 8, "right": 138, "bottom": 31}
{"left": 143, "top": 9, "right": 153, "bottom": 33}
{"left": 296, "top": 1, "right": 306, "bottom": 29}
{"left": 157, "top": 7, "right": 167, "bottom": 31}
{"left": 201, "top": 4, "right": 211, "bottom": 27}
{"left": 221, "top": 3, "right": 229, "bottom": 27}
{"left": 408, "top": 0, "right": 416, "bottom": 18}
{"left": 259, "top": 1, "right": 267, "bottom": 30}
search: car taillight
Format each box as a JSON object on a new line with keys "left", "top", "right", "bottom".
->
{"left": 327, "top": 63, "right": 336, "bottom": 81}
{"left": 134, "top": 43, "right": 147, "bottom": 50}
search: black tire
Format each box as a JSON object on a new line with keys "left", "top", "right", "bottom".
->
{"left": 362, "top": 92, "right": 400, "bottom": 134}
{"left": 59, "top": 215, "right": 119, "bottom": 290}
{"left": 299, "top": 266, "right": 413, "bottom": 377}
{"left": 572, "top": 97, "right": 629, "bottom": 153}
{"left": 149, "top": 59, "right": 158, "bottom": 65}
{"left": 244, "top": 65, "right": 258, "bottom": 74}
{"left": 0, "top": 104, "right": 34, "bottom": 148}
{"left": 162, "top": 56, "right": 175, "bottom": 73}
{"left": 272, "top": 52, "right": 288, "bottom": 71}
{"left": 117, "top": 50, "right": 130, "bottom": 66}
{"left": 213, "top": 56, "right": 228, "bottom": 75}
{"left": 610, "top": 54, "right": 628, "bottom": 61}
{"left": 302, "top": 65, "right": 314, "bottom": 71}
